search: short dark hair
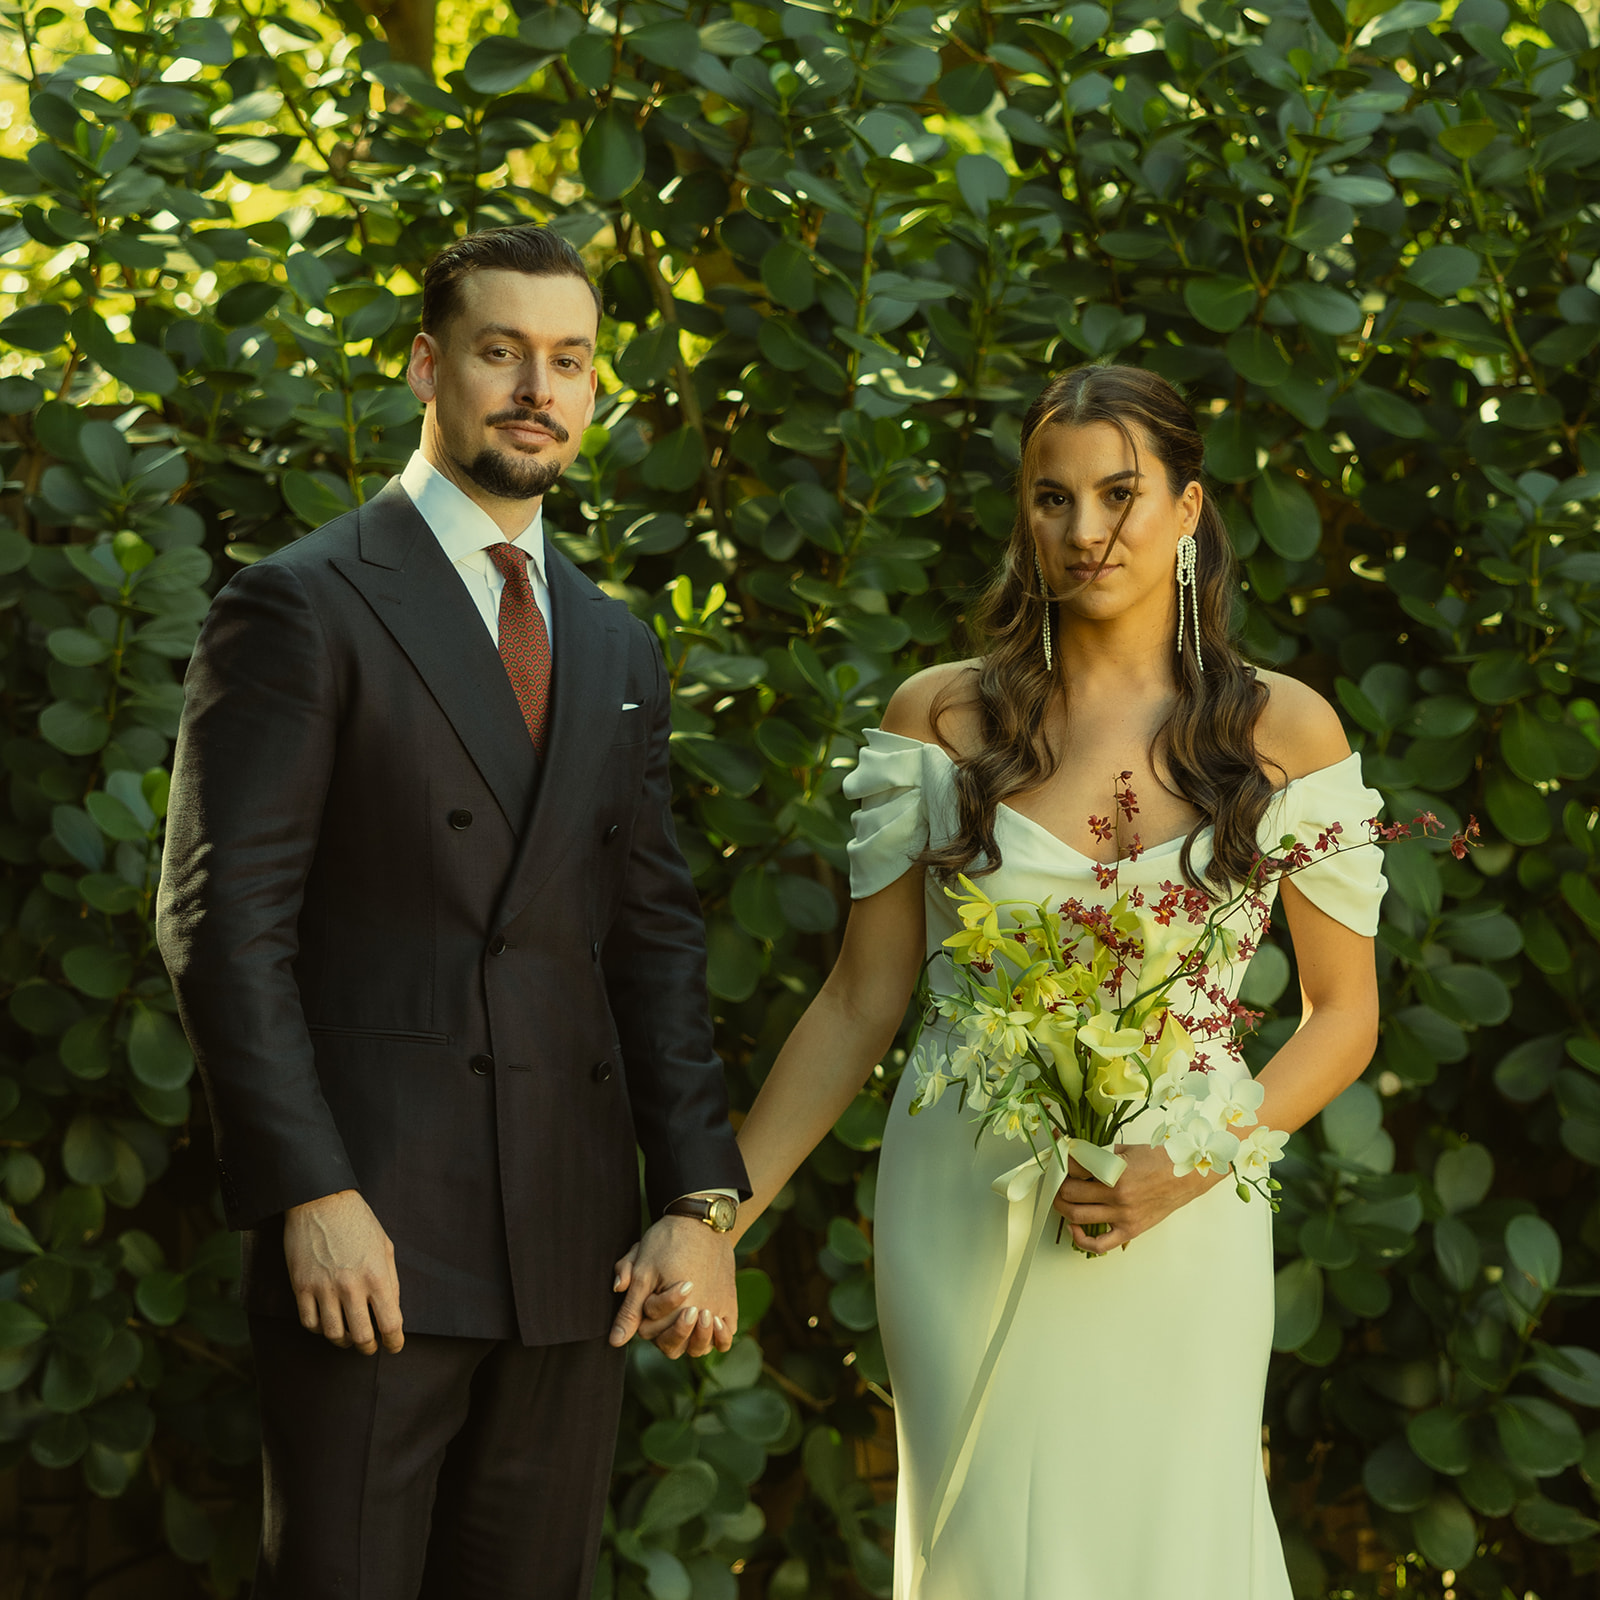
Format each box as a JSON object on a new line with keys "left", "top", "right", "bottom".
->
{"left": 420, "top": 224, "right": 602, "bottom": 336}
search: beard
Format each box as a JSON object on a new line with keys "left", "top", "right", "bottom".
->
{"left": 456, "top": 409, "right": 571, "bottom": 500}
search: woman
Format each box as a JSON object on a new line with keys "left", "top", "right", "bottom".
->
{"left": 652, "top": 364, "right": 1385, "bottom": 1596}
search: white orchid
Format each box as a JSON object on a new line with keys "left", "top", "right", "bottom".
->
{"left": 1163, "top": 1117, "right": 1241, "bottom": 1178}
{"left": 1206, "top": 1075, "right": 1266, "bottom": 1130}
{"left": 1234, "top": 1124, "right": 1290, "bottom": 1183}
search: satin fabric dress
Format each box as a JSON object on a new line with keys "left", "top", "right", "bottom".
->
{"left": 843, "top": 730, "right": 1388, "bottom": 1600}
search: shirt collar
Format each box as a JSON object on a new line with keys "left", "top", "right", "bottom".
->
{"left": 399, "top": 451, "right": 546, "bottom": 580}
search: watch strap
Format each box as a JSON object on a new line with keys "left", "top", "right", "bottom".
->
{"left": 663, "top": 1195, "right": 735, "bottom": 1230}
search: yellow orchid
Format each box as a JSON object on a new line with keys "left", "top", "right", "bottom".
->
{"left": 943, "top": 875, "right": 1005, "bottom": 963}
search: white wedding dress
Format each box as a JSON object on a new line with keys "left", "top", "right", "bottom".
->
{"left": 844, "top": 729, "right": 1387, "bottom": 1600}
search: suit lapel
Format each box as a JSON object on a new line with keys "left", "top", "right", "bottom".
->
{"left": 329, "top": 479, "right": 536, "bottom": 831}
{"left": 496, "top": 542, "right": 629, "bottom": 926}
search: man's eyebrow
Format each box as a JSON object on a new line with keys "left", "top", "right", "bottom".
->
{"left": 472, "top": 324, "right": 595, "bottom": 353}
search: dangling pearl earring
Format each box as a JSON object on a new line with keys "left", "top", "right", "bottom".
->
{"left": 1035, "top": 550, "right": 1053, "bottom": 673}
{"left": 1175, "top": 536, "right": 1204, "bottom": 673}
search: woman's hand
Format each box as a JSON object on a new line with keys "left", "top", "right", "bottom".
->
{"left": 1053, "top": 1144, "right": 1218, "bottom": 1254}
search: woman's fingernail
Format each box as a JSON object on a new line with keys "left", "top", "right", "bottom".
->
{"left": 682, "top": 1306, "right": 697, "bottom": 1324}
{"left": 679, "top": 1281, "right": 693, "bottom": 1295}
{"left": 699, "top": 1308, "right": 711, "bottom": 1328}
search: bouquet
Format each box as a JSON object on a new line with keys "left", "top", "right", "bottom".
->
{"left": 908, "top": 773, "right": 1478, "bottom": 1247}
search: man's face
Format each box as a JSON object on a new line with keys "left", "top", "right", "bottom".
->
{"left": 407, "top": 268, "right": 599, "bottom": 502}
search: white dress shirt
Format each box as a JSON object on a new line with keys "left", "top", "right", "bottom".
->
{"left": 399, "top": 451, "right": 553, "bottom": 644}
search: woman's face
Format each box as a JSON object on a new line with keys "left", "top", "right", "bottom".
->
{"left": 1028, "top": 419, "right": 1202, "bottom": 625}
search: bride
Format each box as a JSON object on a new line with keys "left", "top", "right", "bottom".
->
{"left": 649, "top": 363, "right": 1386, "bottom": 1596}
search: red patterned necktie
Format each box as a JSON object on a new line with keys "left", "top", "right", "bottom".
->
{"left": 485, "top": 541, "right": 551, "bottom": 752}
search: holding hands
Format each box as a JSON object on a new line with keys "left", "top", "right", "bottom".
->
{"left": 610, "top": 1213, "right": 738, "bottom": 1359}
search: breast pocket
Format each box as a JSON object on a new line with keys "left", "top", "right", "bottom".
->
{"left": 613, "top": 700, "right": 649, "bottom": 746}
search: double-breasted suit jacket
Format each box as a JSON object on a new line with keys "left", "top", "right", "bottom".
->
{"left": 156, "top": 478, "right": 748, "bottom": 1345}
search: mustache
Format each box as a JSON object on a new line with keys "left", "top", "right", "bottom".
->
{"left": 485, "top": 409, "right": 569, "bottom": 444}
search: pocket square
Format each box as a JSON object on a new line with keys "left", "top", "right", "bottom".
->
{"left": 621, "top": 702, "right": 639, "bottom": 711}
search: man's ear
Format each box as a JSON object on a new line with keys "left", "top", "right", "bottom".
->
{"left": 407, "top": 332, "right": 439, "bottom": 404}
{"left": 582, "top": 365, "right": 598, "bottom": 432}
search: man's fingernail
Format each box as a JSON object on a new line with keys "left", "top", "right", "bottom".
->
{"left": 613, "top": 1277, "right": 622, "bottom": 1291}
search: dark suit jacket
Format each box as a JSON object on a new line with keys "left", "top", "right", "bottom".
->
{"left": 155, "top": 478, "right": 748, "bottom": 1344}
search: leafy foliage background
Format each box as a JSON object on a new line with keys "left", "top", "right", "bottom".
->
{"left": 0, "top": 0, "right": 1598, "bottom": 1595}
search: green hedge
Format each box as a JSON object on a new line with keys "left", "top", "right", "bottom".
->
{"left": 0, "top": 0, "right": 1598, "bottom": 1594}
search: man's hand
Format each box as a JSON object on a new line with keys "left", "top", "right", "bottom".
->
{"left": 283, "top": 1189, "right": 404, "bottom": 1355}
{"left": 610, "top": 1216, "right": 736, "bottom": 1359}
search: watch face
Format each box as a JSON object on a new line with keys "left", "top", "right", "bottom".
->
{"left": 708, "top": 1196, "right": 738, "bottom": 1232}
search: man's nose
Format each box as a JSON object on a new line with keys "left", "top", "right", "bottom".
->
{"left": 513, "top": 364, "right": 553, "bottom": 408}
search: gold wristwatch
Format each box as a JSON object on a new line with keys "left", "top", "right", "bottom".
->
{"left": 664, "top": 1194, "right": 738, "bottom": 1233}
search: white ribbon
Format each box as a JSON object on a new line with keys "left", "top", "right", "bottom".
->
{"left": 913, "top": 1137, "right": 1127, "bottom": 1587}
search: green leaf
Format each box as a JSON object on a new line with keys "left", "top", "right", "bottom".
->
{"left": 1225, "top": 325, "right": 1291, "bottom": 387}
{"left": 580, "top": 106, "right": 646, "bottom": 202}
{"left": 1413, "top": 1491, "right": 1477, "bottom": 1570}
{"left": 1484, "top": 767, "right": 1549, "bottom": 847}
{"left": 39, "top": 701, "right": 110, "bottom": 757}
{"left": 1433, "top": 1215, "right": 1480, "bottom": 1291}
{"left": 760, "top": 242, "right": 815, "bottom": 312}
{"left": 0, "top": 303, "right": 69, "bottom": 350}
{"left": 827, "top": 1269, "right": 878, "bottom": 1331}
{"left": 1506, "top": 1213, "right": 1562, "bottom": 1291}
{"left": 1513, "top": 1494, "right": 1600, "bottom": 1544}
{"left": 0, "top": 1301, "right": 47, "bottom": 1346}
{"left": 127, "top": 1005, "right": 195, "bottom": 1091}
{"left": 833, "top": 1093, "right": 888, "bottom": 1153}
{"left": 61, "top": 945, "right": 133, "bottom": 1000}
{"left": 1251, "top": 471, "right": 1321, "bottom": 560}
{"left": 163, "top": 1484, "right": 215, "bottom": 1562}
{"left": 1495, "top": 1395, "right": 1583, "bottom": 1476}
{"left": 636, "top": 1460, "right": 718, "bottom": 1535}
{"left": 1407, "top": 1408, "right": 1473, "bottom": 1476}
{"left": 1433, "top": 1143, "right": 1493, "bottom": 1212}
{"left": 1405, "top": 244, "right": 1480, "bottom": 296}
{"left": 135, "top": 1270, "right": 188, "bottom": 1328}
{"left": 955, "top": 152, "right": 1009, "bottom": 219}
{"left": 1363, "top": 1436, "right": 1436, "bottom": 1513}
{"left": 704, "top": 917, "right": 762, "bottom": 1003}
{"left": 52, "top": 806, "right": 106, "bottom": 871}
{"left": 639, "top": 426, "right": 705, "bottom": 493}
{"left": 1273, "top": 1258, "right": 1323, "bottom": 1351}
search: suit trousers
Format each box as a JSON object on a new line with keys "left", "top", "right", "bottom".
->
{"left": 250, "top": 1313, "right": 626, "bottom": 1599}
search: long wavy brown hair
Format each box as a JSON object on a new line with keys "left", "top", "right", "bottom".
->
{"left": 922, "top": 364, "right": 1277, "bottom": 895}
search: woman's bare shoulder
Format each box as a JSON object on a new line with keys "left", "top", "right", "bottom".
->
{"left": 880, "top": 660, "right": 982, "bottom": 748}
{"left": 1253, "top": 669, "right": 1352, "bottom": 782}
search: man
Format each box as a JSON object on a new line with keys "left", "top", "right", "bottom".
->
{"left": 156, "top": 224, "right": 748, "bottom": 1598}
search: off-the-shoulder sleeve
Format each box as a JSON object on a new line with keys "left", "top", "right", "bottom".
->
{"left": 842, "top": 728, "right": 939, "bottom": 899}
{"left": 1261, "top": 752, "right": 1388, "bottom": 936}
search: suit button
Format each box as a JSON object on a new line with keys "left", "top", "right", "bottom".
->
{"left": 591, "top": 1060, "right": 613, "bottom": 1083}
{"left": 604, "top": 824, "right": 619, "bottom": 842}
{"left": 470, "top": 1055, "right": 493, "bottom": 1076}
{"left": 591, "top": 940, "right": 600, "bottom": 961}
{"left": 489, "top": 936, "right": 507, "bottom": 956}
{"left": 449, "top": 809, "right": 473, "bottom": 830}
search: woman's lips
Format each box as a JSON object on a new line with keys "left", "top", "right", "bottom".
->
{"left": 1064, "top": 563, "right": 1117, "bottom": 581}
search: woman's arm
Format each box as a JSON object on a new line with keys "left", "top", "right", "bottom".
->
{"left": 732, "top": 863, "right": 928, "bottom": 1242}
{"left": 1055, "top": 877, "right": 1379, "bottom": 1252}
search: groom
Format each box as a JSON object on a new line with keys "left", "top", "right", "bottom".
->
{"left": 156, "top": 224, "right": 748, "bottom": 1597}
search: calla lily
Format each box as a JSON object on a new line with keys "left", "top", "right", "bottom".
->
{"left": 1145, "top": 1011, "right": 1196, "bottom": 1082}
{"left": 1033, "top": 1012, "right": 1083, "bottom": 1102}
{"left": 1077, "top": 1012, "right": 1146, "bottom": 1060}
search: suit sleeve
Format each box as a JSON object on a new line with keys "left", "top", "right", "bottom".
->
{"left": 601, "top": 627, "right": 750, "bottom": 1218}
{"left": 156, "top": 559, "right": 359, "bottom": 1227}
